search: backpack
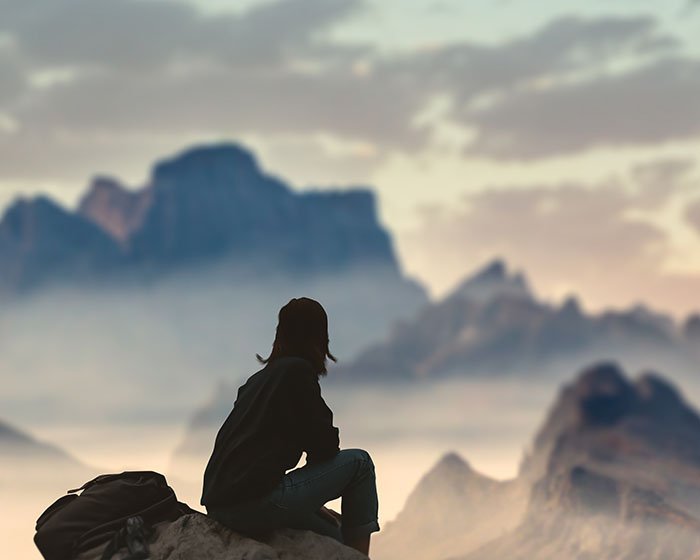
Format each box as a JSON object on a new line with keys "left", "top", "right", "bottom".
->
{"left": 34, "top": 470, "right": 197, "bottom": 560}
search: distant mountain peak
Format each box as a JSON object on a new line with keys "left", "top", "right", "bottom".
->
{"left": 684, "top": 314, "right": 700, "bottom": 342}
{"left": 1, "top": 141, "right": 424, "bottom": 294}
{"left": 634, "top": 372, "right": 685, "bottom": 415}
{"left": 416, "top": 451, "right": 497, "bottom": 493}
{"left": 560, "top": 295, "right": 583, "bottom": 315}
{"left": 575, "top": 361, "right": 629, "bottom": 394}
{"left": 432, "top": 451, "right": 473, "bottom": 474}
{"left": 78, "top": 176, "right": 151, "bottom": 243}
{"left": 152, "top": 143, "right": 261, "bottom": 184}
{"left": 375, "top": 449, "right": 526, "bottom": 560}
{"left": 0, "top": 418, "right": 35, "bottom": 445}
{"left": 477, "top": 259, "right": 507, "bottom": 278}
{"left": 448, "top": 259, "right": 532, "bottom": 304}
{"left": 0, "top": 417, "right": 83, "bottom": 467}
{"left": 521, "top": 362, "right": 700, "bottom": 490}
{"left": 3, "top": 194, "right": 66, "bottom": 223}
{"left": 0, "top": 195, "right": 123, "bottom": 291}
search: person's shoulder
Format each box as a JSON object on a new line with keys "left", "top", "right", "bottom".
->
{"left": 277, "top": 355, "right": 315, "bottom": 374}
{"left": 272, "top": 356, "right": 317, "bottom": 382}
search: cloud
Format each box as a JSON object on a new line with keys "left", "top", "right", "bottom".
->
{"left": 0, "top": 45, "right": 25, "bottom": 105}
{"left": 0, "top": 8, "right": 683, "bottom": 147}
{"left": 687, "top": 199, "right": 700, "bottom": 235}
{"left": 0, "top": 2, "right": 698, "bottom": 191}
{"left": 466, "top": 57, "right": 700, "bottom": 158}
{"left": 630, "top": 158, "right": 697, "bottom": 209}
{"left": 13, "top": 62, "right": 424, "bottom": 149}
{"left": 400, "top": 162, "right": 700, "bottom": 314}
{"left": 433, "top": 15, "right": 673, "bottom": 102}
{"left": 0, "top": 0, "right": 365, "bottom": 71}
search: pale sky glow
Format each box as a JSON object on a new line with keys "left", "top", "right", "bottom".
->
{"left": 1, "top": 0, "right": 699, "bottom": 314}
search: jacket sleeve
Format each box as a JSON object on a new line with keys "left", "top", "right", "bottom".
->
{"left": 287, "top": 362, "right": 340, "bottom": 463}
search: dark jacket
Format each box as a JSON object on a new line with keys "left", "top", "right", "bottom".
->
{"left": 200, "top": 356, "right": 340, "bottom": 507}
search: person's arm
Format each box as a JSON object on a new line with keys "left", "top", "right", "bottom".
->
{"left": 288, "top": 362, "right": 340, "bottom": 464}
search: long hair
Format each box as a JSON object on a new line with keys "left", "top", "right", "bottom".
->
{"left": 256, "top": 297, "right": 337, "bottom": 376}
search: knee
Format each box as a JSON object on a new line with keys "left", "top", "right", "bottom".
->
{"left": 343, "top": 448, "right": 375, "bottom": 474}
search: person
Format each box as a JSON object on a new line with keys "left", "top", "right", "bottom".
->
{"left": 201, "top": 297, "right": 380, "bottom": 556}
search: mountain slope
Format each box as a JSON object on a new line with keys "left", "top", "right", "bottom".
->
{"left": 377, "top": 363, "right": 700, "bottom": 560}
{"left": 0, "top": 417, "right": 87, "bottom": 476}
{"left": 373, "top": 453, "right": 526, "bottom": 560}
{"left": 0, "top": 197, "right": 124, "bottom": 292}
{"left": 1, "top": 143, "right": 422, "bottom": 296}
{"left": 467, "top": 363, "right": 700, "bottom": 560}
{"left": 337, "top": 260, "right": 696, "bottom": 380}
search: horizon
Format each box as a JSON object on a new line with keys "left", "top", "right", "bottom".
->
{"left": 2, "top": 0, "right": 700, "bottom": 313}
{"left": 2, "top": 139, "right": 699, "bottom": 317}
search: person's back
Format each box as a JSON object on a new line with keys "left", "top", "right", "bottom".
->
{"left": 201, "top": 355, "right": 339, "bottom": 507}
{"left": 200, "top": 297, "right": 380, "bottom": 556}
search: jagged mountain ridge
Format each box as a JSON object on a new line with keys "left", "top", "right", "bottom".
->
{"left": 463, "top": 364, "right": 700, "bottom": 560}
{"left": 0, "top": 197, "right": 125, "bottom": 290}
{"left": 520, "top": 363, "right": 700, "bottom": 520}
{"left": 0, "top": 143, "right": 416, "bottom": 293}
{"left": 373, "top": 452, "right": 527, "bottom": 560}
{"left": 337, "top": 260, "right": 699, "bottom": 380}
{"left": 0, "top": 417, "right": 86, "bottom": 473}
{"left": 377, "top": 363, "right": 700, "bottom": 560}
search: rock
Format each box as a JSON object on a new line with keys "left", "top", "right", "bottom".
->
{"left": 77, "top": 513, "right": 368, "bottom": 560}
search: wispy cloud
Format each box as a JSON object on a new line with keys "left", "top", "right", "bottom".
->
{"left": 0, "top": 2, "right": 695, "bottom": 188}
{"left": 402, "top": 159, "right": 700, "bottom": 313}
{"left": 686, "top": 198, "right": 700, "bottom": 235}
{"left": 466, "top": 57, "right": 700, "bottom": 159}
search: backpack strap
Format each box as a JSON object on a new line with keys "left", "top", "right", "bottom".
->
{"left": 75, "top": 489, "right": 179, "bottom": 554}
{"left": 67, "top": 471, "right": 167, "bottom": 494}
{"left": 100, "top": 516, "right": 152, "bottom": 560}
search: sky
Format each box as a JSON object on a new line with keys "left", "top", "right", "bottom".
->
{"left": 1, "top": 0, "right": 700, "bottom": 314}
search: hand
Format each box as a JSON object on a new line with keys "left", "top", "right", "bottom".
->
{"left": 318, "top": 506, "right": 342, "bottom": 527}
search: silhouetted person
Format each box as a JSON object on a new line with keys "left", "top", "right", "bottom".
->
{"left": 201, "top": 297, "right": 379, "bottom": 556}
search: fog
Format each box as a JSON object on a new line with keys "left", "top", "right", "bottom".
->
{"left": 4, "top": 371, "right": 557, "bottom": 560}
{"left": 3, "top": 271, "right": 700, "bottom": 560}
{"left": 0, "top": 264, "right": 425, "bottom": 425}
{"left": 8, "top": 372, "right": 700, "bottom": 559}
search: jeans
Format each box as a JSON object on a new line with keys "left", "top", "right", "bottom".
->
{"left": 207, "top": 448, "right": 380, "bottom": 543}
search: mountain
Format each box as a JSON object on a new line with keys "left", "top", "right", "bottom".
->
{"left": 463, "top": 363, "right": 700, "bottom": 560}
{"left": 336, "top": 260, "right": 696, "bottom": 380}
{"left": 685, "top": 314, "right": 700, "bottom": 345}
{"left": 519, "top": 363, "right": 700, "bottom": 496}
{"left": 0, "top": 417, "right": 86, "bottom": 476}
{"left": 373, "top": 453, "right": 527, "bottom": 560}
{"left": 0, "top": 196, "right": 124, "bottom": 292}
{"left": 1, "top": 143, "right": 423, "bottom": 294}
{"left": 448, "top": 259, "right": 531, "bottom": 304}
{"left": 77, "top": 176, "right": 151, "bottom": 245}
{"left": 378, "top": 363, "right": 700, "bottom": 560}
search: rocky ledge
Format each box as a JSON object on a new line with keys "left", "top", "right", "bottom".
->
{"left": 77, "top": 512, "right": 367, "bottom": 560}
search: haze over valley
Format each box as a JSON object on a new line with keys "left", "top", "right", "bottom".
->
{"left": 1, "top": 143, "right": 699, "bottom": 560}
